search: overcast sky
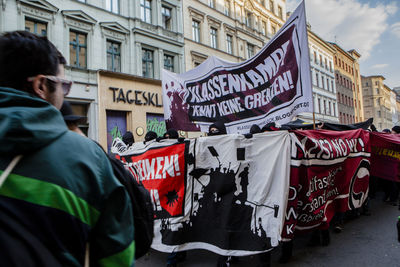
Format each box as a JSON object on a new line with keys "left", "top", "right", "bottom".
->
{"left": 286, "top": 0, "right": 400, "bottom": 88}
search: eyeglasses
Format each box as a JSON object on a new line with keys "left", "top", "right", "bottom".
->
{"left": 27, "top": 75, "right": 73, "bottom": 96}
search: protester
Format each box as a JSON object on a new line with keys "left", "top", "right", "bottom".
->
{"left": 122, "top": 131, "right": 135, "bottom": 146}
{"left": 379, "top": 126, "right": 400, "bottom": 206}
{"left": 392, "top": 126, "right": 400, "bottom": 134}
{"left": 145, "top": 131, "right": 158, "bottom": 142}
{"left": 250, "top": 124, "right": 262, "bottom": 134}
{"left": 164, "top": 128, "right": 179, "bottom": 139}
{"left": 60, "top": 100, "right": 86, "bottom": 136}
{"left": 208, "top": 120, "right": 227, "bottom": 136}
{"left": 382, "top": 129, "right": 391, "bottom": 133}
{"left": 0, "top": 31, "right": 134, "bottom": 266}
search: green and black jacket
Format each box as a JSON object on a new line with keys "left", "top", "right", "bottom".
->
{"left": 0, "top": 87, "right": 135, "bottom": 266}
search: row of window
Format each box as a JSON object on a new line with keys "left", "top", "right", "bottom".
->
{"left": 316, "top": 98, "right": 336, "bottom": 117}
{"left": 312, "top": 51, "right": 333, "bottom": 72}
{"left": 211, "top": 0, "right": 283, "bottom": 20}
{"left": 207, "top": 0, "right": 279, "bottom": 40}
{"left": 141, "top": 0, "right": 173, "bottom": 30}
{"left": 103, "top": 0, "right": 174, "bottom": 31}
{"left": 336, "top": 73, "right": 354, "bottom": 91}
{"left": 335, "top": 56, "right": 354, "bottom": 76}
{"left": 192, "top": 20, "right": 255, "bottom": 58}
{"left": 339, "top": 112, "right": 355, "bottom": 124}
{"left": 337, "top": 93, "right": 355, "bottom": 108}
{"left": 25, "top": 18, "right": 175, "bottom": 76}
{"left": 314, "top": 72, "right": 335, "bottom": 93}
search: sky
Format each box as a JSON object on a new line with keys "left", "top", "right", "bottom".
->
{"left": 286, "top": 0, "right": 400, "bottom": 88}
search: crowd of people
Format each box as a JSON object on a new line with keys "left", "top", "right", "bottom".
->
{"left": 118, "top": 120, "right": 400, "bottom": 267}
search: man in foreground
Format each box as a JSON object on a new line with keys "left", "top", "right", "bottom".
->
{"left": 0, "top": 31, "right": 135, "bottom": 266}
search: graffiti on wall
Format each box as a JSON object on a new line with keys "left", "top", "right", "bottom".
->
{"left": 147, "top": 114, "right": 166, "bottom": 137}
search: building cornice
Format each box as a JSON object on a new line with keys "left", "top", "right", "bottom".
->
{"left": 98, "top": 70, "right": 161, "bottom": 85}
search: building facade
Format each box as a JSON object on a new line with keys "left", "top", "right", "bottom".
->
{"left": 390, "top": 90, "right": 398, "bottom": 126}
{"left": 182, "top": 0, "right": 286, "bottom": 69}
{"left": 361, "top": 75, "right": 392, "bottom": 131}
{"left": 98, "top": 71, "right": 164, "bottom": 150}
{"left": 299, "top": 30, "right": 338, "bottom": 123}
{"left": 329, "top": 43, "right": 363, "bottom": 124}
{"left": 348, "top": 50, "right": 364, "bottom": 122}
{"left": 0, "top": 0, "right": 184, "bottom": 142}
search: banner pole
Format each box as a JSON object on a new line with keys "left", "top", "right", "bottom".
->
{"left": 313, "top": 112, "right": 316, "bottom": 129}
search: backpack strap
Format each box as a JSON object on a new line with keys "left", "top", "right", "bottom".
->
{"left": 0, "top": 155, "right": 23, "bottom": 188}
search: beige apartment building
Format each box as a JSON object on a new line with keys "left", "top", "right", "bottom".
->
{"left": 348, "top": 49, "right": 364, "bottom": 122}
{"left": 182, "top": 0, "right": 286, "bottom": 69}
{"left": 361, "top": 75, "right": 393, "bottom": 131}
{"left": 329, "top": 43, "right": 364, "bottom": 124}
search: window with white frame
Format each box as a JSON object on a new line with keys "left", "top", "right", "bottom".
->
{"left": 224, "top": 0, "right": 230, "bottom": 16}
{"left": 141, "top": 0, "right": 152, "bottom": 23}
{"left": 106, "top": 40, "right": 121, "bottom": 72}
{"left": 25, "top": 18, "right": 47, "bottom": 36}
{"left": 142, "top": 48, "right": 154, "bottom": 78}
{"left": 162, "top": 5, "right": 172, "bottom": 30}
{"left": 278, "top": 6, "right": 283, "bottom": 19}
{"left": 192, "top": 20, "right": 200, "bottom": 42}
{"left": 333, "top": 103, "right": 336, "bottom": 116}
{"left": 269, "top": 0, "right": 274, "bottom": 13}
{"left": 247, "top": 43, "right": 255, "bottom": 58}
{"left": 106, "top": 0, "right": 119, "bottom": 14}
{"left": 329, "top": 101, "right": 332, "bottom": 115}
{"left": 245, "top": 11, "right": 252, "bottom": 28}
{"left": 226, "top": 34, "right": 233, "bottom": 54}
{"left": 318, "top": 98, "right": 321, "bottom": 113}
{"left": 163, "top": 54, "right": 174, "bottom": 72}
{"left": 271, "top": 25, "right": 276, "bottom": 35}
{"left": 210, "top": 27, "right": 218, "bottom": 49}
{"left": 208, "top": 0, "right": 215, "bottom": 8}
{"left": 262, "top": 21, "right": 267, "bottom": 36}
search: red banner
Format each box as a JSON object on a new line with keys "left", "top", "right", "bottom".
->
{"left": 283, "top": 129, "right": 371, "bottom": 240}
{"left": 121, "top": 142, "right": 188, "bottom": 219}
{"left": 370, "top": 132, "right": 400, "bottom": 182}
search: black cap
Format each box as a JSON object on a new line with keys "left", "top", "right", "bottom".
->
{"left": 122, "top": 131, "right": 134, "bottom": 146}
{"left": 208, "top": 120, "right": 227, "bottom": 136}
{"left": 164, "top": 128, "right": 179, "bottom": 139}
{"left": 60, "top": 101, "right": 85, "bottom": 123}
{"left": 145, "top": 131, "right": 158, "bottom": 141}
{"left": 250, "top": 124, "right": 261, "bottom": 134}
{"left": 392, "top": 126, "right": 400, "bottom": 134}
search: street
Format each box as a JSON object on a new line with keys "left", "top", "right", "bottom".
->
{"left": 137, "top": 193, "right": 400, "bottom": 267}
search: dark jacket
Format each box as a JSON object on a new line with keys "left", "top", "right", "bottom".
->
{"left": 0, "top": 87, "right": 135, "bottom": 266}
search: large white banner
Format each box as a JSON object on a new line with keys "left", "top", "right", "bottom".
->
{"left": 162, "top": 2, "right": 312, "bottom": 134}
{"left": 112, "top": 132, "right": 292, "bottom": 256}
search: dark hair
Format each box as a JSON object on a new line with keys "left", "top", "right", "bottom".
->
{"left": 249, "top": 124, "right": 261, "bottom": 134}
{"left": 163, "top": 128, "right": 179, "bottom": 139}
{"left": 392, "top": 126, "right": 400, "bottom": 134}
{"left": 122, "top": 131, "right": 135, "bottom": 146}
{"left": 145, "top": 131, "right": 158, "bottom": 142}
{"left": 0, "top": 31, "right": 65, "bottom": 92}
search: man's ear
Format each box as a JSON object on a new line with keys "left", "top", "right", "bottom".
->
{"left": 31, "top": 75, "right": 48, "bottom": 100}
